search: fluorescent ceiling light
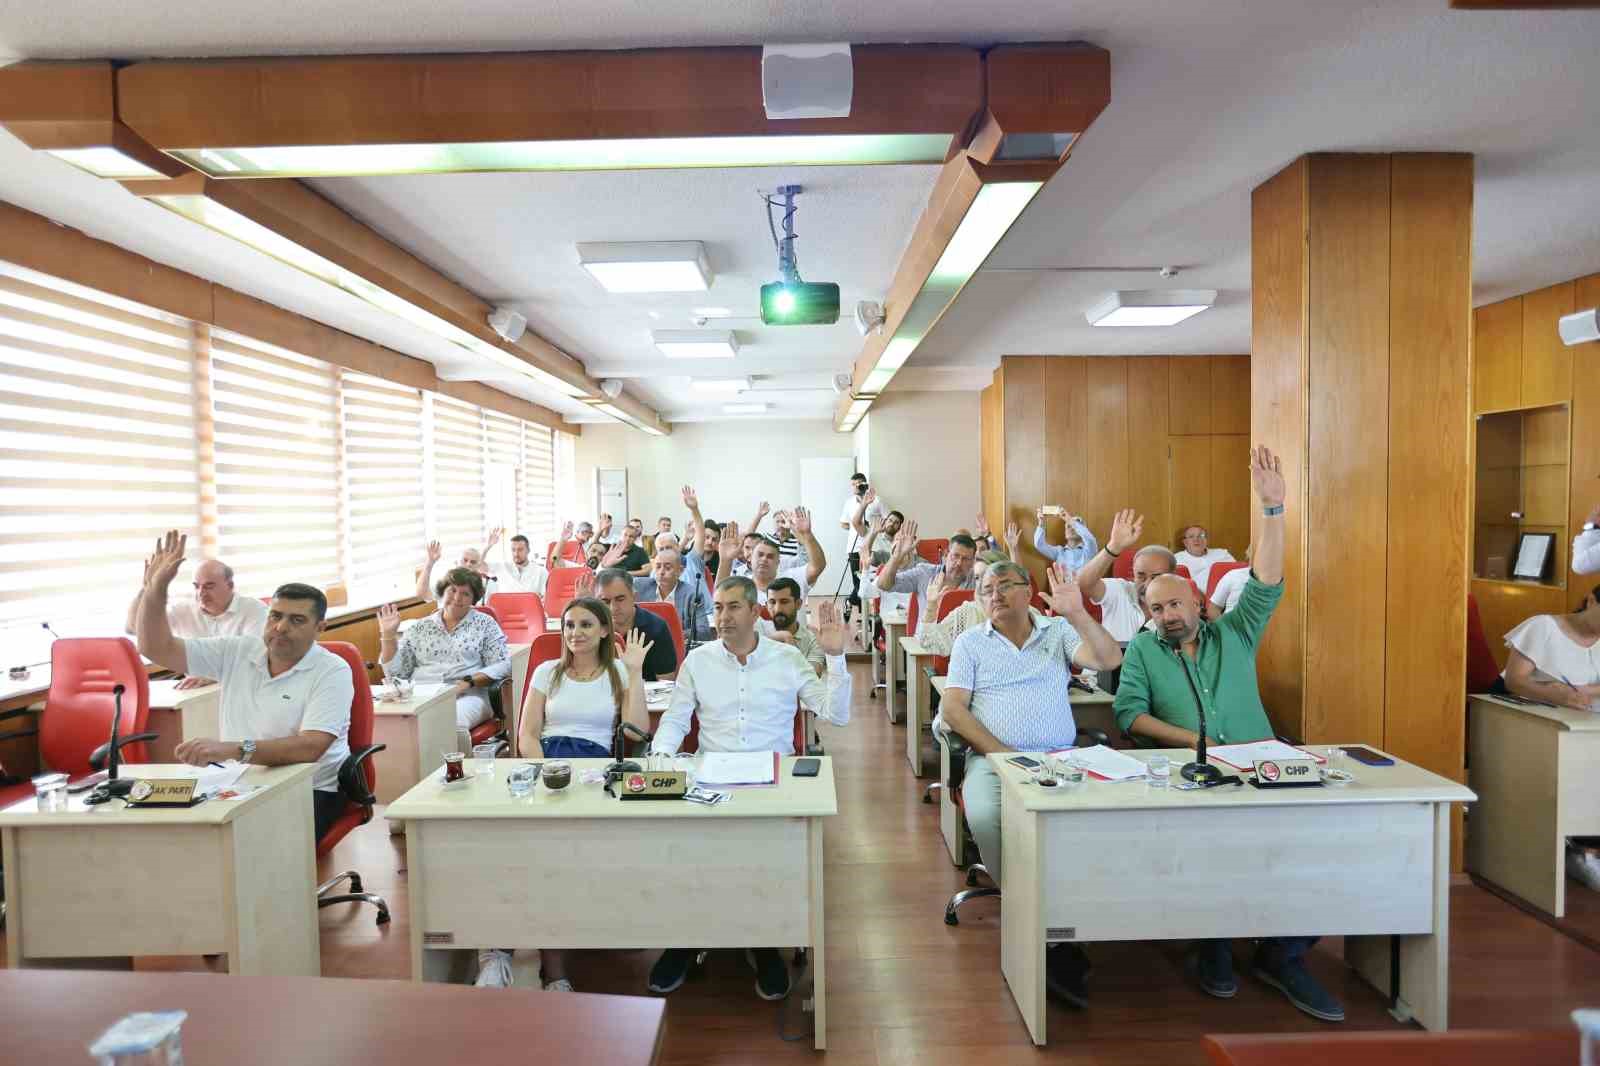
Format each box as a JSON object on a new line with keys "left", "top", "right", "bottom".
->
{"left": 1086, "top": 290, "right": 1218, "bottom": 327}
{"left": 44, "top": 147, "right": 166, "bottom": 180}
{"left": 170, "top": 134, "right": 953, "bottom": 178}
{"left": 722, "top": 403, "right": 769, "bottom": 414}
{"left": 578, "top": 242, "right": 711, "bottom": 294}
{"left": 861, "top": 367, "right": 895, "bottom": 393}
{"left": 693, "top": 307, "right": 733, "bottom": 317}
{"left": 692, "top": 377, "right": 751, "bottom": 393}
{"left": 652, "top": 329, "right": 738, "bottom": 359}
{"left": 876, "top": 337, "right": 919, "bottom": 372}
{"left": 640, "top": 424, "right": 668, "bottom": 436}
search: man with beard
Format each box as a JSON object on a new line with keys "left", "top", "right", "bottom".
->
{"left": 1073, "top": 509, "right": 1177, "bottom": 643}
{"left": 1112, "top": 446, "right": 1342, "bottom": 1025}
{"left": 762, "top": 577, "right": 824, "bottom": 676}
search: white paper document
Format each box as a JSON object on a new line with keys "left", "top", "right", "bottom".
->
{"left": 1047, "top": 744, "right": 1147, "bottom": 782}
{"left": 157, "top": 760, "right": 248, "bottom": 797}
{"left": 695, "top": 751, "right": 778, "bottom": 787}
{"left": 644, "top": 681, "right": 675, "bottom": 709}
{"left": 1206, "top": 740, "right": 1325, "bottom": 771}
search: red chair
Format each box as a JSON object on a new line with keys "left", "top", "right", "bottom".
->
{"left": 1205, "top": 560, "right": 1250, "bottom": 602}
{"left": 916, "top": 538, "right": 948, "bottom": 564}
{"left": 544, "top": 567, "right": 588, "bottom": 620}
{"left": 513, "top": 633, "right": 566, "bottom": 750}
{"left": 314, "top": 641, "right": 390, "bottom": 925}
{"left": 486, "top": 591, "right": 546, "bottom": 644}
{"left": 638, "top": 601, "right": 686, "bottom": 663}
{"left": 473, "top": 603, "right": 503, "bottom": 626}
{"left": 1466, "top": 594, "right": 1501, "bottom": 694}
{"left": 930, "top": 589, "right": 976, "bottom": 675}
{"left": 546, "top": 540, "right": 584, "bottom": 564}
{"left": 0, "top": 638, "right": 154, "bottom": 806}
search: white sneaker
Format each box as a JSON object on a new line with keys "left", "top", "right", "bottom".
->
{"left": 475, "top": 948, "right": 514, "bottom": 987}
{"left": 1568, "top": 848, "right": 1600, "bottom": 892}
{"left": 544, "top": 978, "right": 575, "bottom": 992}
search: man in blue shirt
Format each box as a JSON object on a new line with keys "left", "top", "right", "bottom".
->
{"left": 1032, "top": 506, "right": 1099, "bottom": 569}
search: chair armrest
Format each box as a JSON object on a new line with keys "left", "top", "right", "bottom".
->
{"left": 88, "top": 732, "right": 160, "bottom": 770}
{"left": 943, "top": 732, "right": 972, "bottom": 790}
{"left": 487, "top": 678, "right": 512, "bottom": 722}
{"left": 338, "top": 743, "right": 387, "bottom": 806}
{"left": 1076, "top": 728, "right": 1109, "bottom": 749}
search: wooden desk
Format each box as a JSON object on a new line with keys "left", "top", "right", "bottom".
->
{"left": 146, "top": 678, "right": 220, "bottom": 763}
{"left": 994, "top": 749, "right": 1473, "bottom": 1044}
{"left": 1467, "top": 693, "right": 1600, "bottom": 917}
{"left": 0, "top": 763, "right": 319, "bottom": 976}
{"left": 0, "top": 967, "right": 666, "bottom": 1066}
{"left": 901, "top": 636, "right": 935, "bottom": 776}
{"left": 0, "top": 663, "right": 50, "bottom": 716}
{"left": 389, "top": 755, "right": 837, "bottom": 1049}
{"left": 1203, "top": 1029, "right": 1576, "bottom": 1066}
{"left": 881, "top": 608, "right": 906, "bottom": 724}
{"left": 373, "top": 682, "right": 459, "bottom": 812}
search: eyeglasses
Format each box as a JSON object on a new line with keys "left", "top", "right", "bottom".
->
{"left": 978, "top": 581, "right": 1029, "bottom": 600}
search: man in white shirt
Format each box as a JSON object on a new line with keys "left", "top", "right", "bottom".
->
{"left": 841, "top": 474, "right": 889, "bottom": 609}
{"left": 647, "top": 575, "right": 849, "bottom": 1001}
{"left": 1174, "top": 525, "right": 1236, "bottom": 594}
{"left": 1074, "top": 509, "right": 1177, "bottom": 643}
{"left": 135, "top": 531, "right": 353, "bottom": 841}
{"left": 125, "top": 557, "right": 269, "bottom": 690}
{"left": 1208, "top": 564, "right": 1251, "bottom": 616}
{"left": 714, "top": 511, "right": 826, "bottom": 604}
{"left": 482, "top": 529, "right": 547, "bottom": 596}
{"left": 1577, "top": 502, "right": 1600, "bottom": 575}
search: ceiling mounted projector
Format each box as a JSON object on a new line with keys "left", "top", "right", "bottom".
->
{"left": 1559, "top": 308, "right": 1599, "bottom": 347}
{"left": 760, "top": 185, "right": 840, "bottom": 325}
{"left": 1086, "top": 289, "right": 1218, "bottom": 327}
{"left": 487, "top": 306, "right": 527, "bottom": 343}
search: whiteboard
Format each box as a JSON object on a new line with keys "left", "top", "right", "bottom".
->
{"left": 801, "top": 456, "right": 856, "bottom": 599}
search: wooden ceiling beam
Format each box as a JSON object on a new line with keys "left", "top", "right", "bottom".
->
{"left": 0, "top": 61, "right": 188, "bottom": 176}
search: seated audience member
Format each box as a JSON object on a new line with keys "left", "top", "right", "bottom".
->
{"left": 875, "top": 520, "right": 979, "bottom": 601}
{"left": 1033, "top": 506, "right": 1100, "bottom": 570}
{"left": 1112, "top": 446, "right": 1341, "bottom": 1023}
{"left": 752, "top": 501, "right": 811, "bottom": 569}
{"left": 634, "top": 545, "right": 711, "bottom": 643}
{"left": 546, "top": 520, "right": 596, "bottom": 569}
{"left": 762, "top": 577, "right": 825, "bottom": 676}
{"left": 679, "top": 485, "right": 721, "bottom": 576}
{"left": 715, "top": 512, "right": 826, "bottom": 603}
{"left": 1173, "top": 524, "right": 1236, "bottom": 594}
{"left": 647, "top": 578, "right": 850, "bottom": 1000}
{"left": 1074, "top": 509, "right": 1175, "bottom": 642}
{"left": 378, "top": 568, "right": 512, "bottom": 731}
{"left": 1501, "top": 585, "right": 1600, "bottom": 711}
{"left": 125, "top": 555, "right": 268, "bottom": 689}
{"left": 590, "top": 516, "right": 612, "bottom": 552}
{"left": 598, "top": 524, "right": 652, "bottom": 577}
{"left": 135, "top": 531, "right": 352, "bottom": 841}
{"left": 416, "top": 539, "right": 495, "bottom": 602}
{"left": 483, "top": 527, "right": 548, "bottom": 596}
{"left": 914, "top": 551, "right": 1014, "bottom": 656}
{"left": 1207, "top": 549, "right": 1252, "bottom": 618}
{"left": 851, "top": 494, "right": 904, "bottom": 565}
{"left": 594, "top": 568, "right": 678, "bottom": 681}
{"left": 1577, "top": 502, "right": 1599, "bottom": 575}
{"left": 938, "top": 560, "right": 1122, "bottom": 1006}
{"left": 475, "top": 598, "right": 652, "bottom": 992}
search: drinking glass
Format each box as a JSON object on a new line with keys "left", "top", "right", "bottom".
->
{"left": 32, "top": 772, "right": 68, "bottom": 811}
{"left": 1145, "top": 754, "right": 1171, "bottom": 789}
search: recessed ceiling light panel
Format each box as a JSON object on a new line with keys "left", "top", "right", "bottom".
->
{"left": 1086, "top": 289, "right": 1218, "bottom": 327}
{"left": 723, "top": 402, "right": 769, "bottom": 414}
{"left": 692, "top": 377, "right": 751, "bottom": 393}
{"left": 578, "top": 241, "right": 712, "bottom": 293}
{"left": 652, "top": 329, "right": 739, "bottom": 359}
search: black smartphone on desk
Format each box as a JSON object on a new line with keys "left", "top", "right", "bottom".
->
{"left": 1007, "top": 755, "right": 1042, "bottom": 770}
{"left": 1340, "top": 745, "right": 1394, "bottom": 767}
{"left": 793, "top": 758, "right": 821, "bottom": 777}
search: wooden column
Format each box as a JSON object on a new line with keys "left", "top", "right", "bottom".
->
{"left": 1250, "top": 154, "right": 1473, "bottom": 792}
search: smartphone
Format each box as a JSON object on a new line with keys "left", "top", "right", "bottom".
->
{"left": 1041, "top": 505, "right": 1066, "bottom": 517}
{"left": 793, "top": 758, "right": 822, "bottom": 777}
{"left": 1340, "top": 745, "right": 1394, "bottom": 767}
{"left": 1007, "top": 755, "right": 1042, "bottom": 770}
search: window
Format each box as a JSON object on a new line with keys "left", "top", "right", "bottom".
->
{"left": 341, "top": 371, "right": 425, "bottom": 597}
{"left": 209, "top": 330, "right": 341, "bottom": 595}
{"left": 430, "top": 394, "right": 485, "bottom": 560}
{"left": 522, "top": 423, "right": 557, "bottom": 554}
{"left": 0, "top": 261, "right": 200, "bottom": 663}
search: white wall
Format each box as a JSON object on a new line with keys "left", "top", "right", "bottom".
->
{"left": 572, "top": 419, "right": 857, "bottom": 532}
{"left": 865, "top": 390, "right": 982, "bottom": 538}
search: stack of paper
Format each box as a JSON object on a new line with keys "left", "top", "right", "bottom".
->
{"left": 1206, "top": 740, "right": 1325, "bottom": 771}
{"left": 695, "top": 751, "right": 778, "bottom": 788}
{"left": 644, "top": 681, "right": 675, "bottom": 709}
{"left": 1048, "top": 744, "right": 1147, "bottom": 782}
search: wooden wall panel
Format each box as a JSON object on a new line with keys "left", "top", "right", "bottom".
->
{"left": 1249, "top": 158, "right": 1309, "bottom": 741}
{"left": 1168, "top": 437, "right": 1212, "bottom": 546}
{"left": 1209, "top": 435, "right": 1253, "bottom": 558}
{"left": 1081, "top": 358, "right": 1130, "bottom": 547}
{"left": 1041, "top": 358, "right": 1088, "bottom": 514}
{"left": 1168, "top": 356, "right": 1213, "bottom": 435}
{"left": 1383, "top": 153, "right": 1471, "bottom": 786}
{"left": 1210, "top": 355, "right": 1251, "bottom": 435}
{"left": 1472, "top": 300, "right": 1522, "bottom": 413}
{"left": 1520, "top": 282, "right": 1575, "bottom": 407}
{"left": 1127, "top": 356, "right": 1174, "bottom": 555}
{"left": 980, "top": 376, "right": 1005, "bottom": 537}
{"left": 1305, "top": 153, "right": 1391, "bottom": 747}
{"left": 1472, "top": 579, "right": 1567, "bottom": 670}
{"left": 1001, "top": 357, "right": 1046, "bottom": 543}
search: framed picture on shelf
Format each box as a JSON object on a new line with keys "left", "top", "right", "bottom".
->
{"left": 1511, "top": 532, "right": 1556, "bottom": 582}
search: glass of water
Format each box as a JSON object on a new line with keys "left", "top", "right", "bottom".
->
{"left": 506, "top": 764, "right": 538, "bottom": 797}
{"left": 1145, "top": 754, "right": 1171, "bottom": 789}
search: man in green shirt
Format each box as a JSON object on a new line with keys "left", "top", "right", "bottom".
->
{"left": 1112, "top": 445, "right": 1344, "bottom": 1025}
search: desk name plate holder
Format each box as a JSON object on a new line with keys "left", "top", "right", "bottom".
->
{"left": 1249, "top": 758, "right": 1323, "bottom": 789}
{"left": 125, "top": 778, "right": 204, "bottom": 807}
{"left": 617, "top": 769, "right": 688, "bottom": 800}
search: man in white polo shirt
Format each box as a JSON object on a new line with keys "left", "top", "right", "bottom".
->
{"left": 483, "top": 528, "right": 548, "bottom": 597}
{"left": 135, "top": 530, "right": 353, "bottom": 841}
{"left": 125, "top": 557, "right": 269, "bottom": 689}
{"left": 1073, "top": 509, "right": 1177, "bottom": 643}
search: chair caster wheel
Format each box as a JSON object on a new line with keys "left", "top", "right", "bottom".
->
{"left": 376, "top": 908, "right": 391, "bottom": 925}
{"left": 966, "top": 870, "right": 981, "bottom": 887}
{"left": 944, "top": 912, "right": 959, "bottom": 926}
{"left": 922, "top": 793, "right": 933, "bottom": 804}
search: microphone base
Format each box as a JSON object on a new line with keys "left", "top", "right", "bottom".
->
{"left": 1180, "top": 760, "right": 1223, "bottom": 786}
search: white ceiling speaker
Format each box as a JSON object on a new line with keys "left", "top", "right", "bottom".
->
{"left": 487, "top": 306, "right": 527, "bottom": 343}
{"left": 599, "top": 378, "right": 624, "bottom": 399}
{"left": 761, "top": 43, "right": 853, "bottom": 120}
{"left": 832, "top": 373, "right": 853, "bottom": 394}
{"left": 1559, "top": 308, "right": 1600, "bottom": 347}
{"left": 854, "top": 300, "right": 886, "bottom": 337}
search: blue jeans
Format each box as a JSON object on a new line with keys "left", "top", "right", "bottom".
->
{"left": 1201, "top": 937, "right": 1317, "bottom": 966}
{"left": 541, "top": 735, "right": 610, "bottom": 758}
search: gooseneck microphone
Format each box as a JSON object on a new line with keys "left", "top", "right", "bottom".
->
{"left": 604, "top": 721, "right": 654, "bottom": 796}
{"left": 40, "top": 620, "right": 65, "bottom": 641}
{"left": 103, "top": 683, "right": 136, "bottom": 797}
{"left": 1169, "top": 634, "right": 1223, "bottom": 785}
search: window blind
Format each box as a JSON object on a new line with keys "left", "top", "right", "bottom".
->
{"left": 522, "top": 423, "right": 556, "bottom": 555}
{"left": 209, "top": 329, "right": 341, "bottom": 596}
{"left": 431, "top": 394, "right": 486, "bottom": 559}
{"left": 342, "top": 371, "right": 426, "bottom": 597}
{"left": 0, "top": 260, "right": 200, "bottom": 658}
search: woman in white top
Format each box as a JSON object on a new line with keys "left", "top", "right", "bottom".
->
{"left": 377, "top": 569, "right": 510, "bottom": 730}
{"left": 483, "top": 596, "right": 650, "bottom": 994}
{"left": 1502, "top": 584, "right": 1600, "bottom": 711}
{"left": 1173, "top": 525, "right": 1235, "bottom": 594}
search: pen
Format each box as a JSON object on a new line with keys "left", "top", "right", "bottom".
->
{"left": 208, "top": 761, "right": 225, "bottom": 768}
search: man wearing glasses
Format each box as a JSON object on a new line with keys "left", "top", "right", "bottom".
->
{"left": 937, "top": 559, "right": 1123, "bottom": 1006}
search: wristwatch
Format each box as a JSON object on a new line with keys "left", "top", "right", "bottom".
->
{"left": 239, "top": 738, "right": 257, "bottom": 764}
{"left": 1262, "top": 505, "right": 1285, "bottom": 517}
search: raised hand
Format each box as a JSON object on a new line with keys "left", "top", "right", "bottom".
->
{"left": 925, "top": 566, "right": 948, "bottom": 610}
{"left": 974, "top": 512, "right": 991, "bottom": 539}
{"left": 143, "top": 530, "right": 187, "bottom": 593}
{"left": 1586, "top": 501, "right": 1599, "bottom": 527}
{"left": 863, "top": 487, "right": 877, "bottom": 506}
{"left": 601, "top": 542, "right": 627, "bottom": 568}
{"left": 425, "top": 540, "right": 442, "bottom": 564}
{"left": 559, "top": 520, "right": 574, "bottom": 542}
{"left": 681, "top": 484, "right": 699, "bottom": 511}
{"left": 621, "top": 629, "right": 655, "bottom": 671}
{"left": 792, "top": 506, "right": 812, "bottom": 535}
{"left": 1045, "top": 561, "right": 1087, "bottom": 618}
{"left": 1005, "top": 521, "right": 1022, "bottom": 550}
{"left": 812, "top": 600, "right": 847, "bottom": 656}
{"left": 574, "top": 569, "right": 597, "bottom": 600}
{"left": 1250, "top": 445, "right": 1286, "bottom": 508}
{"left": 1106, "top": 509, "right": 1144, "bottom": 555}
{"left": 377, "top": 602, "right": 402, "bottom": 639}
{"left": 1036, "top": 505, "right": 1047, "bottom": 524}
{"left": 755, "top": 501, "right": 771, "bottom": 523}
{"left": 485, "top": 527, "right": 503, "bottom": 550}
{"left": 598, "top": 515, "right": 613, "bottom": 537}
{"left": 719, "top": 520, "right": 741, "bottom": 558}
